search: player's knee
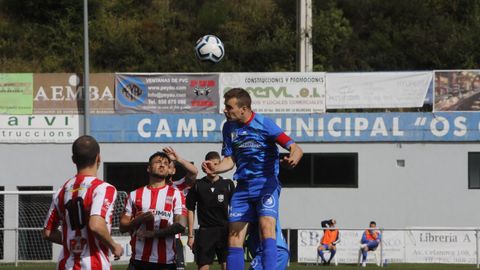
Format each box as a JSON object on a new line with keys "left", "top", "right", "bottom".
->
{"left": 258, "top": 217, "right": 276, "bottom": 239}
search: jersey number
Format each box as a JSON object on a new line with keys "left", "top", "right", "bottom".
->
{"left": 65, "top": 197, "right": 86, "bottom": 230}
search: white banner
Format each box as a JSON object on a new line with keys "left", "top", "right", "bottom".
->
{"left": 326, "top": 72, "right": 432, "bottom": 109}
{"left": 297, "top": 229, "right": 397, "bottom": 264}
{"left": 298, "top": 229, "right": 477, "bottom": 265}
{"left": 0, "top": 115, "right": 80, "bottom": 143}
{"left": 405, "top": 229, "right": 476, "bottom": 264}
{"left": 219, "top": 73, "right": 326, "bottom": 114}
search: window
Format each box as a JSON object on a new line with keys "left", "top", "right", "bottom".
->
{"left": 17, "top": 186, "right": 53, "bottom": 260}
{"left": 468, "top": 152, "right": 480, "bottom": 189}
{"left": 104, "top": 162, "right": 190, "bottom": 193}
{"left": 279, "top": 153, "right": 358, "bottom": 187}
{"left": 104, "top": 163, "right": 149, "bottom": 193}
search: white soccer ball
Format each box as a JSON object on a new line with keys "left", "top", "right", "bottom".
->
{"left": 195, "top": 35, "right": 225, "bottom": 63}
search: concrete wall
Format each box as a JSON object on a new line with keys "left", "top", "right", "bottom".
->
{"left": 2, "top": 142, "right": 480, "bottom": 232}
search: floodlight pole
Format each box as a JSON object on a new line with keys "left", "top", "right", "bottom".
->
{"left": 297, "top": 0, "right": 313, "bottom": 72}
{"left": 83, "top": 0, "right": 90, "bottom": 135}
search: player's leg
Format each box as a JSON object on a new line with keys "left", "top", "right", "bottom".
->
{"left": 175, "top": 237, "right": 185, "bottom": 270}
{"left": 257, "top": 186, "right": 280, "bottom": 270}
{"left": 317, "top": 244, "right": 327, "bottom": 263}
{"left": 276, "top": 247, "right": 289, "bottom": 270}
{"left": 196, "top": 227, "right": 217, "bottom": 270}
{"left": 259, "top": 216, "right": 276, "bottom": 270}
{"left": 227, "top": 221, "right": 249, "bottom": 270}
{"left": 327, "top": 244, "right": 336, "bottom": 264}
{"left": 227, "top": 184, "right": 254, "bottom": 270}
{"left": 215, "top": 227, "right": 228, "bottom": 270}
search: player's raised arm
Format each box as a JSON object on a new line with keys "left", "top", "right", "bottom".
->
{"left": 202, "top": 156, "right": 234, "bottom": 175}
{"left": 163, "top": 146, "right": 198, "bottom": 181}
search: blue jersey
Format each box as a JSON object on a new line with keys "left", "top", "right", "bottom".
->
{"left": 222, "top": 113, "right": 293, "bottom": 182}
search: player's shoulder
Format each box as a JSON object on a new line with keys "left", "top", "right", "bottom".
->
{"left": 252, "top": 113, "right": 277, "bottom": 128}
{"left": 91, "top": 177, "right": 116, "bottom": 190}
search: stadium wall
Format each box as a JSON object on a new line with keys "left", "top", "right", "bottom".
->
{"left": 2, "top": 141, "right": 479, "bottom": 229}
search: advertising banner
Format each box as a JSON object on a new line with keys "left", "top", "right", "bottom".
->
{"left": 297, "top": 229, "right": 404, "bottom": 264}
{"left": 0, "top": 73, "right": 33, "bottom": 114}
{"left": 434, "top": 70, "right": 480, "bottom": 111}
{"left": 404, "top": 229, "right": 476, "bottom": 264}
{"left": 219, "top": 73, "right": 326, "bottom": 113}
{"left": 326, "top": 72, "right": 432, "bottom": 109}
{"left": 298, "top": 229, "right": 475, "bottom": 265}
{"left": 91, "top": 112, "right": 480, "bottom": 143}
{"left": 115, "top": 73, "right": 219, "bottom": 113}
{"left": 33, "top": 73, "right": 115, "bottom": 114}
{"left": 0, "top": 115, "right": 80, "bottom": 143}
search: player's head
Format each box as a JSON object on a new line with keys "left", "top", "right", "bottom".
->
{"left": 369, "top": 221, "right": 377, "bottom": 228}
{"left": 223, "top": 88, "right": 252, "bottom": 122}
{"left": 71, "top": 135, "right": 100, "bottom": 170}
{"left": 148, "top": 151, "right": 171, "bottom": 179}
{"left": 168, "top": 160, "right": 178, "bottom": 177}
{"left": 204, "top": 151, "right": 221, "bottom": 177}
{"left": 330, "top": 219, "right": 336, "bottom": 227}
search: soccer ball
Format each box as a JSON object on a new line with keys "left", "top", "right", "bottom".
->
{"left": 195, "top": 35, "right": 225, "bottom": 63}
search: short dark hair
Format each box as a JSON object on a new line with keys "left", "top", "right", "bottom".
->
{"left": 205, "top": 151, "right": 221, "bottom": 161}
{"left": 72, "top": 135, "right": 100, "bottom": 169}
{"left": 370, "top": 221, "right": 376, "bottom": 226}
{"left": 224, "top": 88, "right": 251, "bottom": 109}
{"left": 148, "top": 151, "right": 171, "bottom": 164}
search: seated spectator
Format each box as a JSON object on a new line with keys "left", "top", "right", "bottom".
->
{"left": 317, "top": 219, "right": 340, "bottom": 265}
{"left": 360, "top": 221, "right": 381, "bottom": 267}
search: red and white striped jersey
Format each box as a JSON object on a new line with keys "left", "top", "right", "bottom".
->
{"left": 171, "top": 177, "right": 191, "bottom": 196}
{"left": 124, "top": 185, "right": 186, "bottom": 264}
{"left": 43, "top": 175, "right": 117, "bottom": 270}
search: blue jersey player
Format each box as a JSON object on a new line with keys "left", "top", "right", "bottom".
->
{"left": 247, "top": 220, "right": 289, "bottom": 270}
{"left": 202, "top": 88, "right": 303, "bottom": 270}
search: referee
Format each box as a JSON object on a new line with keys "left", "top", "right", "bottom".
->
{"left": 186, "top": 151, "right": 235, "bottom": 270}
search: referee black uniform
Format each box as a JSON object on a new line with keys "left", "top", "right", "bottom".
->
{"left": 186, "top": 176, "right": 235, "bottom": 267}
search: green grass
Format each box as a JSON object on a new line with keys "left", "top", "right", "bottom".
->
{"left": 0, "top": 263, "right": 478, "bottom": 270}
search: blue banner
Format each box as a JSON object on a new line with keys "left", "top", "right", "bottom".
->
{"left": 91, "top": 112, "right": 480, "bottom": 142}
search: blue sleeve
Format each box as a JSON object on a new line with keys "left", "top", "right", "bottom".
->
{"left": 221, "top": 122, "right": 233, "bottom": 157}
{"left": 361, "top": 232, "right": 367, "bottom": 243}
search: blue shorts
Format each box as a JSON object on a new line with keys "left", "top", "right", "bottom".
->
{"left": 320, "top": 244, "right": 334, "bottom": 250}
{"left": 365, "top": 241, "right": 379, "bottom": 250}
{"left": 229, "top": 179, "right": 280, "bottom": 223}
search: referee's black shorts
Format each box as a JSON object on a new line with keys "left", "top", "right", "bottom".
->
{"left": 194, "top": 226, "right": 228, "bottom": 266}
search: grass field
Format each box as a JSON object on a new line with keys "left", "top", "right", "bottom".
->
{"left": 0, "top": 263, "right": 478, "bottom": 270}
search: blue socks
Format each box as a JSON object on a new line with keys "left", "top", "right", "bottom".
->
{"left": 318, "top": 249, "right": 326, "bottom": 262}
{"left": 227, "top": 247, "right": 244, "bottom": 270}
{"left": 262, "top": 238, "right": 277, "bottom": 270}
{"left": 328, "top": 249, "right": 336, "bottom": 262}
{"left": 362, "top": 250, "right": 368, "bottom": 261}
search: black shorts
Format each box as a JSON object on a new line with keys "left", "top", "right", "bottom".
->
{"left": 194, "top": 226, "right": 228, "bottom": 266}
{"left": 127, "top": 259, "right": 176, "bottom": 270}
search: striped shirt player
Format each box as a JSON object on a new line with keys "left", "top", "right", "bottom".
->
{"left": 43, "top": 175, "right": 118, "bottom": 270}
{"left": 171, "top": 177, "right": 190, "bottom": 196}
{"left": 123, "top": 184, "right": 187, "bottom": 264}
